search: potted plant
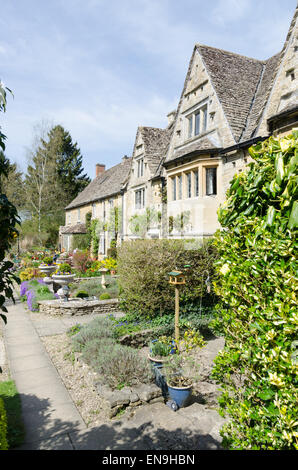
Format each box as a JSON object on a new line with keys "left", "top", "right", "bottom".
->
{"left": 52, "top": 263, "right": 75, "bottom": 286}
{"left": 39, "top": 256, "right": 56, "bottom": 276}
{"left": 148, "top": 336, "right": 176, "bottom": 368}
{"left": 163, "top": 355, "right": 200, "bottom": 409}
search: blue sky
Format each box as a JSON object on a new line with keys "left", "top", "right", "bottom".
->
{"left": 1, "top": 0, "right": 297, "bottom": 179}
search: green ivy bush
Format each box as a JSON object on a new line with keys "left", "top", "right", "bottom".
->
{"left": 0, "top": 397, "right": 8, "bottom": 450}
{"left": 117, "top": 239, "right": 218, "bottom": 319}
{"left": 211, "top": 132, "right": 298, "bottom": 450}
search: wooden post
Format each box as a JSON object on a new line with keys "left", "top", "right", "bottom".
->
{"left": 175, "top": 285, "right": 180, "bottom": 343}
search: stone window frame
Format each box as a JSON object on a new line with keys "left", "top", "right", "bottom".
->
{"left": 137, "top": 157, "right": 144, "bottom": 178}
{"left": 135, "top": 187, "right": 145, "bottom": 209}
{"left": 204, "top": 166, "right": 218, "bottom": 196}
{"left": 185, "top": 101, "right": 208, "bottom": 141}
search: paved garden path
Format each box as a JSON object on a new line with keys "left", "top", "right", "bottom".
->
{"left": 2, "top": 299, "right": 226, "bottom": 450}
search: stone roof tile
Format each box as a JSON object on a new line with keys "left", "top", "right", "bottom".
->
{"left": 65, "top": 157, "right": 132, "bottom": 210}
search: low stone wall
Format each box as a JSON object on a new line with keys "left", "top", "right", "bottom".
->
{"left": 38, "top": 298, "right": 119, "bottom": 316}
{"left": 95, "top": 382, "right": 164, "bottom": 418}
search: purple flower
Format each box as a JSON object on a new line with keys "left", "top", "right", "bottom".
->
{"left": 37, "top": 278, "right": 46, "bottom": 285}
{"left": 26, "top": 289, "right": 38, "bottom": 312}
{"left": 20, "top": 281, "right": 29, "bottom": 297}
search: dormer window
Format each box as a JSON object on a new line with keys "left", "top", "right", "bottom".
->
{"left": 186, "top": 103, "right": 208, "bottom": 139}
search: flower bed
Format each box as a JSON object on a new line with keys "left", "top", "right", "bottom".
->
{"left": 20, "top": 279, "right": 58, "bottom": 312}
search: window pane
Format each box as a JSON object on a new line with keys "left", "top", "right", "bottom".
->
{"left": 187, "top": 173, "right": 192, "bottom": 198}
{"left": 187, "top": 115, "right": 193, "bottom": 138}
{"left": 178, "top": 175, "right": 182, "bottom": 199}
{"left": 195, "top": 170, "right": 199, "bottom": 196}
{"left": 206, "top": 168, "right": 217, "bottom": 195}
{"left": 202, "top": 106, "right": 207, "bottom": 132}
{"left": 195, "top": 112, "right": 200, "bottom": 135}
{"left": 172, "top": 177, "right": 176, "bottom": 201}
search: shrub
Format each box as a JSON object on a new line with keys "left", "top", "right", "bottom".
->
{"left": 71, "top": 316, "right": 114, "bottom": 352}
{"left": 75, "top": 290, "right": 89, "bottom": 299}
{"left": 42, "top": 256, "right": 53, "bottom": 265}
{"left": 0, "top": 397, "right": 8, "bottom": 450}
{"left": 72, "top": 250, "right": 91, "bottom": 273}
{"left": 19, "top": 267, "right": 44, "bottom": 281}
{"left": 211, "top": 133, "right": 298, "bottom": 450}
{"left": 99, "top": 292, "right": 111, "bottom": 300}
{"left": 117, "top": 239, "right": 218, "bottom": 319}
{"left": 82, "top": 340, "right": 154, "bottom": 390}
{"left": 101, "top": 257, "right": 117, "bottom": 272}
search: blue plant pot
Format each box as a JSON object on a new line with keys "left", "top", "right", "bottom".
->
{"left": 167, "top": 383, "right": 192, "bottom": 408}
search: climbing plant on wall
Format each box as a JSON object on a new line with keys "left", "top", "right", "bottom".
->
{"left": 211, "top": 132, "right": 298, "bottom": 450}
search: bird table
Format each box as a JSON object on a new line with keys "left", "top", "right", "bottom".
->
{"left": 168, "top": 271, "right": 186, "bottom": 343}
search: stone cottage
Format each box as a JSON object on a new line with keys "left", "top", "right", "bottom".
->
{"left": 61, "top": 5, "right": 297, "bottom": 252}
{"left": 164, "top": 5, "right": 297, "bottom": 239}
{"left": 60, "top": 157, "right": 131, "bottom": 254}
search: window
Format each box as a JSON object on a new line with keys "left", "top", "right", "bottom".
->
{"left": 137, "top": 158, "right": 144, "bottom": 177}
{"left": 194, "top": 170, "right": 199, "bottom": 197}
{"left": 77, "top": 208, "right": 81, "bottom": 222}
{"left": 194, "top": 111, "right": 200, "bottom": 136}
{"left": 92, "top": 203, "right": 96, "bottom": 218}
{"left": 67, "top": 213, "right": 71, "bottom": 225}
{"left": 109, "top": 198, "right": 114, "bottom": 208}
{"left": 206, "top": 167, "right": 217, "bottom": 195}
{"left": 202, "top": 106, "right": 208, "bottom": 132}
{"left": 186, "top": 173, "right": 192, "bottom": 198}
{"left": 187, "top": 115, "right": 193, "bottom": 138}
{"left": 178, "top": 174, "right": 182, "bottom": 199}
{"left": 135, "top": 188, "right": 145, "bottom": 209}
{"left": 172, "top": 177, "right": 177, "bottom": 201}
{"left": 186, "top": 103, "right": 208, "bottom": 139}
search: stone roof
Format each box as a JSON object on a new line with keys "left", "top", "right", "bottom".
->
{"left": 138, "top": 126, "right": 172, "bottom": 174}
{"left": 60, "top": 223, "right": 86, "bottom": 234}
{"left": 65, "top": 157, "right": 132, "bottom": 210}
{"left": 240, "top": 52, "right": 282, "bottom": 141}
{"left": 171, "top": 137, "right": 220, "bottom": 161}
{"left": 197, "top": 44, "right": 265, "bottom": 143}
{"left": 267, "top": 102, "right": 298, "bottom": 122}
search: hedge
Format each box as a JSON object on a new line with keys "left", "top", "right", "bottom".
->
{"left": 0, "top": 397, "right": 8, "bottom": 450}
{"left": 211, "top": 132, "right": 298, "bottom": 450}
{"left": 117, "top": 238, "right": 218, "bottom": 319}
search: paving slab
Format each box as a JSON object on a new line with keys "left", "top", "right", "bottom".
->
{"left": 21, "top": 402, "right": 86, "bottom": 443}
{"left": 17, "top": 433, "right": 74, "bottom": 450}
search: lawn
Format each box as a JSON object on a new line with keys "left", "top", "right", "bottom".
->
{"left": 0, "top": 380, "right": 25, "bottom": 448}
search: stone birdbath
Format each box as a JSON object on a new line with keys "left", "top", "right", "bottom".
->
{"left": 99, "top": 267, "right": 109, "bottom": 289}
{"left": 51, "top": 263, "right": 75, "bottom": 300}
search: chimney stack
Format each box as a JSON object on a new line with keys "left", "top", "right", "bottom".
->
{"left": 122, "top": 155, "right": 129, "bottom": 161}
{"left": 96, "top": 163, "right": 105, "bottom": 177}
{"left": 167, "top": 109, "right": 176, "bottom": 126}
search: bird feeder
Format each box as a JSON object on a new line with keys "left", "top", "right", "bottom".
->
{"left": 168, "top": 271, "right": 186, "bottom": 285}
{"left": 168, "top": 269, "right": 188, "bottom": 344}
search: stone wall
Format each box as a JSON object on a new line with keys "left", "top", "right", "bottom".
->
{"left": 38, "top": 298, "right": 119, "bottom": 316}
